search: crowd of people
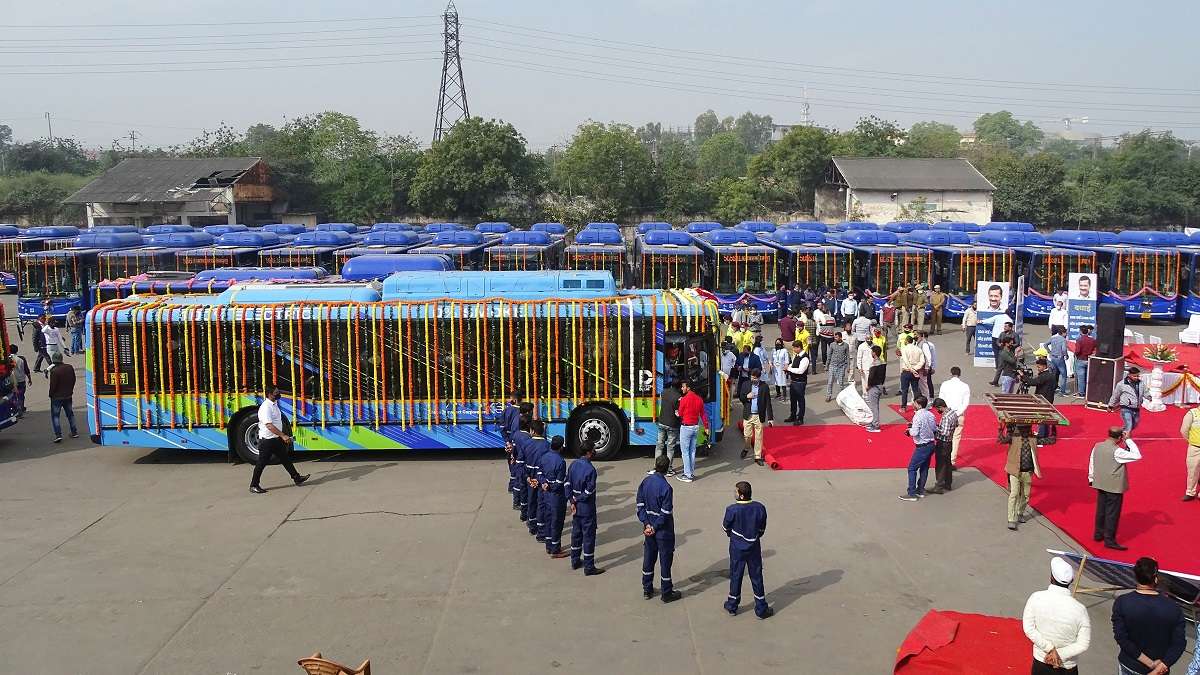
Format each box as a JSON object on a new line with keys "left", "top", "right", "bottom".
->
{"left": 7, "top": 310, "right": 84, "bottom": 443}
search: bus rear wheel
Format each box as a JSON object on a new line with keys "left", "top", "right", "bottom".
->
{"left": 231, "top": 412, "right": 264, "bottom": 465}
{"left": 571, "top": 406, "right": 624, "bottom": 461}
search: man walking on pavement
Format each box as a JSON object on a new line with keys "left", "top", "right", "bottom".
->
{"left": 825, "top": 331, "right": 850, "bottom": 403}
{"left": 1089, "top": 426, "right": 1141, "bottom": 551}
{"left": 47, "top": 352, "right": 79, "bottom": 443}
{"left": 567, "top": 440, "right": 605, "bottom": 575}
{"left": 785, "top": 340, "right": 810, "bottom": 425}
{"left": 538, "top": 435, "right": 570, "bottom": 558}
{"left": 9, "top": 344, "right": 29, "bottom": 417}
{"left": 722, "top": 481, "right": 773, "bottom": 620}
{"left": 637, "top": 455, "right": 681, "bottom": 603}
{"left": 31, "top": 316, "right": 50, "bottom": 374}
{"left": 738, "top": 368, "right": 774, "bottom": 466}
{"left": 899, "top": 396, "right": 936, "bottom": 501}
{"left": 864, "top": 345, "right": 886, "bottom": 433}
{"left": 248, "top": 386, "right": 309, "bottom": 493}
{"left": 1110, "top": 367, "right": 1150, "bottom": 435}
{"left": 1005, "top": 424, "right": 1041, "bottom": 530}
{"left": 653, "top": 377, "right": 681, "bottom": 477}
{"left": 937, "top": 367, "right": 971, "bottom": 467}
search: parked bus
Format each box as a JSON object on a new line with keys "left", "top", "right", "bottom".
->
{"left": 175, "top": 231, "right": 284, "bottom": 273}
{"left": 930, "top": 221, "right": 982, "bottom": 233}
{"left": 339, "top": 254, "right": 455, "bottom": 281}
{"left": 0, "top": 303, "right": 20, "bottom": 432}
{"left": 563, "top": 228, "right": 627, "bottom": 287}
{"left": 369, "top": 222, "right": 418, "bottom": 233}
{"left": 734, "top": 221, "right": 776, "bottom": 235}
{"left": 92, "top": 267, "right": 329, "bottom": 304}
{"left": 475, "top": 222, "right": 515, "bottom": 237}
{"left": 637, "top": 221, "right": 672, "bottom": 235}
{"left": 0, "top": 225, "right": 83, "bottom": 292}
{"left": 633, "top": 229, "right": 704, "bottom": 290}
{"left": 763, "top": 228, "right": 852, "bottom": 293}
{"left": 778, "top": 221, "right": 827, "bottom": 232}
{"left": 980, "top": 230, "right": 1098, "bottom": 319}
{"left": 85, "top": 271, "right": 723, "bottom": 463}
{"left": 424, "top": 222, "right": 466, "bottom": 235}
{"left": 1175, "top": 232, "right": 1200, "bottom": 319}
{"left": 316, "top": 222, "right": 365, "bottom": 235}
{"left": 1044, "top": 229, "right": 1181, "bottom": 319}
{"left": 484, "top": 230, "right": 565, "bottom": 271}
{"left": 97, "top": 232, "right": 215, "bottom": 280}
{"left": 836, "top": 230, "right": 932, "bottom": 306}
{"left": 257, "top": 230, "right": 358, "bottom": 273}
{"left": 531, "top": 222, "right": 567, "bottom": 240}
{"left": 408, "top": 231, "right": 496, "bottom": 271}
{"left": 694, "top": 228, "right": 781, "bottom": 316}
{"left": 332, "top": 230, "right": 430, "bottom": 270}
{"left": 17, "top": 231, "right": 146, "bottom": 323}
{"left": 585, "top": 222, "right": 619, "bottom": 231}
{"left": 883, "top": 221, "right": 929, "bottom": 235}
{"left": 203, "top": 224, "right": 249, "bottom": 238}
{"left": 684, "top": 221, "right": 722, "bottom": 236}
{"left": 261, "top": 223, "right": 309, "bottom": 242}
{"left": 901, "top": 229, "right": 1013, "bottom": 319}
{"left": 829, "top": 221, "right": 879, "bottom": 236}
{"left": 142, "top": 224, "right": 194, "bottom": 235}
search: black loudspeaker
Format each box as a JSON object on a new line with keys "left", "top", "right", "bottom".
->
{"left": 1096, "top": 304, "right": 1126, "bottom": 359}
{"left": 1085, "top": 356, "right": 1124, "bottom": 410}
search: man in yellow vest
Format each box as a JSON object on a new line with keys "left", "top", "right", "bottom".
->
{"left": 1179, "top": 408, "right": 1200, "bottom": 502}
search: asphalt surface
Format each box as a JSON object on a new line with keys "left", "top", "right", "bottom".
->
{"left": 0, "top": 297, "right": 1194, "bottom": 674}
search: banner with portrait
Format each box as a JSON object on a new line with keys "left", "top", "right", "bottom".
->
{"left": 974, "top": 280, "right": 1011, "bottom": 368}
{"left": 1066, "top": 272, "right": 1098, "bottom": 340}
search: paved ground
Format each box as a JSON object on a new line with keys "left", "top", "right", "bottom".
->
{"left": 0, "top": 298, "right": 1194, "bottom": 674}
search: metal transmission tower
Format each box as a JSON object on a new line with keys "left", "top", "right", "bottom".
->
{"left": 433, "top": 1, "right": 469, "bottom": 142}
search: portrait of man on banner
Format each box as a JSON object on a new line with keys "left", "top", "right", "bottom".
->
{"left": 1068, "top": 272, "right": 1096, "bottom": 301}
{"left": 976, "top": 281, "right": 1010, "bottom": 314}
{"left": 1066, "top": 272, "right": 1098, "bottom": 340}
{"left": 973, "top": 281, "right": 1011, "bottom": 368}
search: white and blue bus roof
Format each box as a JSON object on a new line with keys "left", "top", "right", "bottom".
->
{"left": 339, "top": 254, "right": 456, "bottom": 280}
{"left": 901, "top": 229, "right": 1010, "bottom": 255}
{"left": 694, "top": 228, "right": 775, "bottom": 254}
{"left": 568, "top": 228, "right": 624, "bottom": 251}
{"left": 734, "top": 220, "right": 776, "bottom": 234}
{"left": 835, "top": 229, "right": 928, "bottom": 254}
{"left": 409, "top": 230, "right": 496, "bottom": 255}
{"left": 778, "top": 221, "right": 827, "bottom": 232}
{"left": 23, "top": 231, "right": 147, "bottom": 258}
{"left": 636, "top": 229, "right": 703, "bottom": 256}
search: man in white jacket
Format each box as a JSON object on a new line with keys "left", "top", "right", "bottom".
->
{"left": 1022, "top": 556, "right": 1091, "bottom": 674}
{"left": 856, "top": 339, "right": 874, "bottom": 397}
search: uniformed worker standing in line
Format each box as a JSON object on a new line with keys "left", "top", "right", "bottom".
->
{"left": 501, "top": 393, "right": 524, "bottom": 510}
{"left": 567, "top": 440, "right": 605, "bottom": 575}
{"left": 637, "top": 455, "right": 681, "bottom": 603}
{"left": 525, "top": 420, "right": 550, "bottom": 539}
{"left": 511, "top": 409, "right": 534, "bottom": 520}
{"left": 722, "top": 481, "right": 773, "bottom": 619}
{"left": 539, "top": 435, "right": 570, "bottom": 559}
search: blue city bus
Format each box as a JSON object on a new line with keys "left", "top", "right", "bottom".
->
{"left": 97, "top": 232, "right": 216, "bottom": 280}
{"left": 369, "top": 222, "right": 418, "bottom": 233}
{"left": 685, "top": 221, "right": 722, "bottom": 236}
{"left": 91, "top": 267, "right": 329, "bottom": 304}
{"left": 1, "top": 225, "right": 81, "bottom": 291}
{"left": 982, "top": 221, "right": 1036, "bottom": 233}
{"left": 1175, "top": 233, "right": 1200, "bottom": 319}
{"left": 484, "top": 230, "right": 565, "bottom": 271}
{"left": 408, "top": 230, "right": 496, "bottom": 270}
{"left": 836, "top": 230, "right": 932, "bottom": 306}
{"left": 633, "top": 229, "right": 704, "bottom": 290}
{"left": 339, "top": 254, "right": 456, "bottom": 281}
{"left": 257, "top": 230, "right": 358, "bottom": 273}
{"left": 332, "top": 230, "right": 430, "bottom": 271}
{"left": 85, "top": 271, "right": 724, "bottom": 463}
{"left": 734, "top": 220, "right": 777, "bottom": 235}
{"left": 142, "top": 224, "right": 195, "bottom": 235}
{"left": 901, "top": 229, "right": 1013, "bottom": 319}
{"left": 778, "top": 221, "right": 827, "bottom": 232}
{"left": 980, "top": 230, "right": 1098, "bottom": 319}
{"left": 424, "top": 222, "right": 466, "bottom": 235}
{"left": 203, "top": 223, "right": 249, "bottom": 238}
{"left": 584, "top": 222, "right": 619, "bottom": 231}
{"left": 694, "top": 228, "right": 781, "bottom": 317}
{"left": 930, "top": 221, "right": 982, "bottom": 233}
{"left": 316, "top": 222, "right": 365, "bottom": 235}
{"left": 18, "top": 231, "right": 146, "bottom": 322}
{"left": 1045, "top": 229, "right": 1180, "bottom": 319}
{"left": 531, "top": 222, "right": 567, "bottom": 239}
{"left": 563, "top": 228, "right": 627, "bottom": 287}
{"left": 475, "top": 222, "right": 515, "bottom": 237}
{"left": 261, "top": 223, "right": 309, "bottom": 242}
{"left": 637, "top": 221, "right": 672, "bottom": 235}
{"left": 175, "top": 231, "right": 284, "bottom": 273}
{"left": 829, "top": 221, "right": 879, "bottom": 236}
{"left": 762, "top": 228, "right": 852, "bottom": 293}
{"left": 883, "top": 221, "right": 929, "bottom": 235}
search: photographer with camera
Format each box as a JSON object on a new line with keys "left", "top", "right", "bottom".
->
{"left": 1021, "top": 357, "right": 1060, "bottom": 444}
{"left": 997, "top": 338, "right": 1021, "bottom": 394}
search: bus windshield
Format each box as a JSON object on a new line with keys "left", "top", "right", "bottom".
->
{"left": 20, "top": 257, "right": 80, "bottom": 297}
{"left": 869, "top": 250, "right": 929, "bottom": 294}
{"left": 791, "top": 250, "right": 851, "bottom": 290}
{"left": 177, "top": 252, "right": 237, "bottom": 273}
{"left": 1028, "top": 251, "right": 1096, "bottom": 295}
{"left": 486, "top": 252, "right": 549, "bottom": 271}
{"left": 640, "top": 254, "right": 701, "bottom": 289}
{"left": 947, "top": 250, "right": 1011, "bottom": 295}
{"left": 713, "top": 251, "right": 774, "bottom": 294}
{"left": 1110, "top": 249, "right": 1179, "bottom": 296}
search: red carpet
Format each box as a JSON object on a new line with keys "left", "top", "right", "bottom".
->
{"left": 894, "top": 610, "right": 1029, "bottom": 674}
{"left": 763, "top": 403, "right": 1200, "bottom": 570}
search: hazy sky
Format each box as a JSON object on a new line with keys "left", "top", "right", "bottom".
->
{"left": 2, "top": 0, "right": 1197, "bottom": 150}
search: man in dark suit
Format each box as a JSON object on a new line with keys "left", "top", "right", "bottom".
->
{"left": 731, "top": 344, "right": 762, "bottom": 391}
{"left": 737, "top": 369, "right": 774, "bottom": 466}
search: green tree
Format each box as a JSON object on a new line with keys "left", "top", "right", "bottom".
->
{"left": 0, "top": 124, "right": 12, "bottom": 173}
{"left": 697, "top": 131, "right": 749, "bottom": 181}
{"left": 409, "top": 117, "right": 535, "bottom": 218}
{"left": 835, "top": 116, "right": 905, "bottom": 157}
{"left": 4, "top": 138, "right": 95, "bottom": 175}
{"left": 973, "top": 111, "right": 1044, "bottom": 153}
{"left": 552, "top": 122, "right": 656, "bottom": 216}
{"left": 0, "top": 171, "right": 89, "bottom": 223}
{"left": 713, "top": 178, "right": 764, "bottom": 222}
{"left": 987, "top": 152, "right": 1069, "bottom": 224}
{"left": 901, "top": 122, "right": 961, "bottom": 158}
{"left": 733, "top": 112, "right": 774, "bottom": 153}
{"left": 749, "top": 125, "right": 835, "bottom": 210}
{"left": 694, "top": 109, "right": 725, "bottom": 143}
{"left": 656, "top": 135, "right": 711, "bottom": 217}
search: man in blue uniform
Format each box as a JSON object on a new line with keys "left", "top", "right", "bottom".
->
{"left": 500, "top": 394, "right": 526, "bottom": 510}
{"left": 637, "top": 455, "right": 681, "bottom": 603}
{"left": 539, "top": 435, "right": 570, "bottom": 558}
{"left": 524, "top": 421, "right": 550, "bottom": 539}
{"left": 722, "top": 481, "right": 773, "bottom": 619}
{"left": 568, "top": 440, "right": 605, "bottom": 575}
{"left": 511, "top": 410, "right": 534, "bottom": 521}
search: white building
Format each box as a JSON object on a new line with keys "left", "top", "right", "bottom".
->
{"left": 814, "top": 157, "right": 994, "bottom": 224}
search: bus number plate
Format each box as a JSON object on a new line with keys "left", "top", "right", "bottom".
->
{"left": 106, "top": 372, "right": 129, "bottom": 385}
{"left": 1140, "top": 311, "right": 1151, "bottom": 319}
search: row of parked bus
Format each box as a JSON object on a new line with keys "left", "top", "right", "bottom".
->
{"left": 3, "top": 219, "right": 1198, "bottom": 326}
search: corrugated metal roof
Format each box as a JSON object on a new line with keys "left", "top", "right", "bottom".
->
{"left": 63, "top": 157, "right": 262, "bottom": 204}
{"left": 830, "top": 157, "right": 995, "bottom": 192}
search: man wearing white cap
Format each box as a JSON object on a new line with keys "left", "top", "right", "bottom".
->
{"left": 1022, "top": 556, "right": 1091, "bottom": 674}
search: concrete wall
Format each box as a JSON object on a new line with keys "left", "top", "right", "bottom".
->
{"left": 814, "top": 185, "right": 847, "bottom": 220}
{"left": 848, "top": 189, "right": 992, "bottom": 224}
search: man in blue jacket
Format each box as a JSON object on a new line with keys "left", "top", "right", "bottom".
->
{"left": 637, "top": 455, "right": 681, "bottom": 603}
{"left": 501, "top": 396, "right": 527, "bottom": 510}
{"left": 568, "top": 440, "right": 605, "bottom": 575}
{"left": 511, "top": 413, "right": 533, "bottom": 521}
{"left": 524, "top": 421, "right": 551, "bottom": 539}
{"left": 723, "top": 481, "right": 773, "bottom": 619}
{"left": 539, "top": 435, "right": 570, "bottom": 558}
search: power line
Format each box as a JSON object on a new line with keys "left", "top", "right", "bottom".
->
{"left": 463, "top": 18, "right": 1200, "bottom": 96}
{"left": 0, "top": 14, "right": 437, "bottom": 28}
{"left": 0, "top": 39, "right": 440, "bottom": 56}
{"left": 1, "top": 48, "right": 436, "bottom": 69}
{"left": 433, "top": 2, "right": 469, "bottom": 142}
{"left": 0, "top": 23, "right": 440, "bottom": 43}
{"left": 0, "top": 54, "right": 440, "bottom": 76}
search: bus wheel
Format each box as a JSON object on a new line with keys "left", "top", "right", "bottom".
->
{"left": 572, "top": 406, "right": 623, "bottom": 461}
{"left": 230, "top": 412, "right": 264, "bottom": 465}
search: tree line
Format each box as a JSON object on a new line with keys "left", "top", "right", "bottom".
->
{"left": 1, "top": 109, "right": 1198, "bottom": 229}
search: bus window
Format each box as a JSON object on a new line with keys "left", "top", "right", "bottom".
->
{"left": 685, "top": 335, "right": 715, "bottom": 402}
{"left": 21, "top": 259, "right": 79, "bottom": 297}
{"left": 1112, "top": 250, "right": 1178, "bottom": 296}
{"left": 714, "top": 252, "right": 773, "bottom": 294}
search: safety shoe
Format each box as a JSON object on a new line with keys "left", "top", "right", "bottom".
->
{"left": 584, "top": 567, "right": 606, "bottom": 576}
{"left": 661, "top": 590, "right": 682, "bottom": 603}
{"left": 249, "top": 486, "right": 267, "bottom": 494}
{"left": 757, "top": 607, "right": 775, "bottom": 620}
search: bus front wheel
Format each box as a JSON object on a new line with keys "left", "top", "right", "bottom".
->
{"left": 571, "top": 406, "right": 624, "bottom": 461}
{"left": 230, "top": 412, "right": 264, "bottom": 465}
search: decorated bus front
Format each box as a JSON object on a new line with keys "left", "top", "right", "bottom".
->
{"left": 838, "top": 230, "right": 932, "bottom": 309}
{"left": 97, "top": 231, "right": 215, "bottom": 280}
{"left": 563, "top": 228, "right": 627, "bottom": 287}
{"left": 633, "top": 229, "right": 704, "bottom": 290}
{"left": 257, "top": 230, "right": 359, "bottom": 273}
{"left": 18, "top": 231, "right": 146, "bottom": 322}
{"left": 903, "top": 229, "right": 1012, "bottom": 319}
{"left": 763, "top": 228, "right": 852, "bottom": 296}
{"left": 694, "top": 228, "right": 780, "bottom": 317}
{"left": 483, "top": 230, "right": 565, "bottom": 271}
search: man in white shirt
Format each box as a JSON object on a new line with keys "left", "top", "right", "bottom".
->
{"left": 918, "top": 332, "right": 937, "bottom": 399}
{"left": 839, "top": 293, "right": 858, "bottom": 323}
{"left": 850, "top": 314, "right": 872, "bottom": 374}
{"left": 1048, "top": 300, "right": 1069, "bottom": 337}
{"left": 249, "top": 386, "right": 310, "bottom": 493}
{"left": 1089, "top": 427, "right": 1142, "bottom": 550}
{"left": 856, "top": 339, "right": 874, "bottom": 396}
{"left": 1023, "top": 556, "right": 1091, "bottom": 674}
{"left": 898, "top": 336, "right": 926, "bottom": 413}
{"left": 937, "top": 367, "right": 971, "bottom": 465}
{"left": 42, "top": 318, "right": 63, "bottom": 358}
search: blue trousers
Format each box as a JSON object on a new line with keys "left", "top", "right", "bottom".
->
{"left": 642, "top": 530, "right": 675, "bottom": 595}
{"left": 1051, "top": 357, "right": 1068, "bottom": 394}
{"left": 1074, "top": 358, "right": 1088, "bottom": 397}
{"left": 71, "top": 329, "right": 83, "bottom": 354}
{"left": 544, "top": 493, "right": 566, "bottom": 553}
{"left": 899, "top": 370, "right": 922, "bottom": 407}
{"left": 906, "top": 442, "right": 935, "bottom": 497}
{"left": 571, "top": 506, "right": 597, "bottom": 570}
{"left": 50, "top": 398, "right": 77, "bottom": 438}
{"left": 724, "top": 545, "right": 768, "bottom": 617}
{"left": 525, "top": 482, "right": 541, "bottom": 533}
{"left": 1120, "top": 408, "right": 1140, "bottom": 434}
{"left": 537, "top": 491, "right": 551, "bottom": 541}
{"left": 508, "top": 459, "right": 521, "bottom": 508}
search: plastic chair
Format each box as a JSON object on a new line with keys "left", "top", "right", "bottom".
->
{"left": 1149, "top": 335, "right": 1163, "bottom": 346}
{"left": 1133, "top": 331, "right": 1146, "bottom": 345}
{"left": 1180, "top": 315, "right": 1200, "bottom": 344}
{"left": 298, "top": 652, "right": 371, "bottom": 675}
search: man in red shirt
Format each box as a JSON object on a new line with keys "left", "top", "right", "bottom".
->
{"left": 675, "top": 381, "right": 709, "bottom": 483}
{"left": 1073, "top": 325, "right": 1097, "bottom": 399}
{"left": 778, "top": 310, "right": 797, "bottom": 344}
